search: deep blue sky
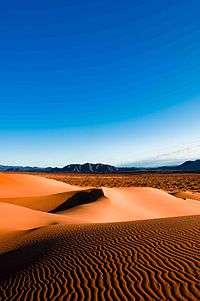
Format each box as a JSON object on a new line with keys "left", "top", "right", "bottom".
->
{"left": 0, "top": 0, "right": 200, "bottom": 166}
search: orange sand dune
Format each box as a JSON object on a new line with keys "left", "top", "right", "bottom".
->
{"left": 0, "top": 173, "right": 200, "bottom": 225}
{"left": 0, "top": 201, "right": 60, "bottom": 253}
{"left": 0, "top": 173, "right": 200, "bottom": 254}
{"left": 0, "top": 216, "right": 200, "bottom": 300}
{"left": 0, "top": 201, "right": 76, "bottom": 253}
{"left": 171, "top": 190, "right": 200, "bottom": 201}
{"left": 0, "top": 173, "right": 200, "bottom": 300}
{"left": 58, "top": 187, "right": 200, "bottom": 223}
{"left": 0, "top": 191, "right": 79, "bottom": 211}
{"left": 0, "top": 202, "right": 62, "bottom": 232}
{"left": 0, "top": 172, "right": 80, "bottom": 198}
{"left": 0, "top": 172, "right": 86, "bottom": 211}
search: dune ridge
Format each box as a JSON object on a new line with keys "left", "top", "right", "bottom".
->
{"left": 171, "top": 191, "right": 200, "bottom": 201}
{"left": 1, "top": 174, "right": 200, "bottom": 222}
{"left": 49, "top": 188, "right": 104, "bottom": 213}
{"left": 0, "top": 216, "right": 200, "bottom": 300}
{"left": 0, "top": 172, "right": 80, "bottom": 197}
{"left": 0, "top": 173, "right": 200, "bottom": 250}
{"left": 0, "top": 173, "right": 200, "bottom": 300}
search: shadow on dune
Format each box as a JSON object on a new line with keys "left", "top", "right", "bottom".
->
{"left": 0, "top": 235, "right": 57, "bottom": 281}
{"left": 0, "top": 216, "right": 200, "bottom": 301}
{"left": 0, "top": 189, "right": 104, "bottom": 281}
{"left": 49, "top": 188, "right": 104, "bottom": 213}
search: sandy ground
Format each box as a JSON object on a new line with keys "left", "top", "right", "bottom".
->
{"left": 36, "top": 172, "right": 200, "bottom": 193}
{"left": 0, "top": 172, "right": 200, "bottom": 300}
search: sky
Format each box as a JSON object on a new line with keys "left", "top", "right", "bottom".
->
{"left": 0, "top": 0, "right": 200, "bottom": 167}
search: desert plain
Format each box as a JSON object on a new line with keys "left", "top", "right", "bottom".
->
{"left": 0, "top": 172, "right": 200, "bottom": 300}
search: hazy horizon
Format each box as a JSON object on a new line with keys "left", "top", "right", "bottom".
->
{"left": 1, "top": 141, "right": 199, "bottom": 168}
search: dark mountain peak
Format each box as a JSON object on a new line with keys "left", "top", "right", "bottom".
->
{"left": 63, "top": 163, "right": 117, "bottom": 173}
{"left": 178, "top": 159, "right": 200, "bottom": 170}
{"left": 180, "top": 159, "right": 200, "bottom": 165}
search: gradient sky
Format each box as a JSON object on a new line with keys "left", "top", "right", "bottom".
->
{"left": 0, "top": 0, "right": 200, "bottom": 167}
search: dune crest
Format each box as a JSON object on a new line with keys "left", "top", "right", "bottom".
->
{"left": 0, "top": 202, "right": 59, "bottom": 232}
{"left": 0, "top": 172, "right": 80, "bottom": 198}
{"left": 0, "top": 216, "right": 200, "bottom": 300}
{"left": 171, "top": 190, "right": 200, "bottom": 201}
{"left": 0, "top": 173, "right": 200, "bottom": 300}
{"left": 0, "top": 173, "right": 200, "bottom": 226}
{"left": 57, "top": 186, "right": 200, "bottom": 223}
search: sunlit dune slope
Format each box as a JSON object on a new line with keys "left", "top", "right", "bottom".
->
{"left": 0, "top": 173, "right": 200, "bottom": 225}
{"left": 0, "top": 201, "right": 60, "bottom": 253}
{"left": 0, "top": 173, "right": 200, "bottom": 300}
{"left": 0, "top": 173, "right": 85, "bottom": 211}
{"left": 0, "top": 172, "right": 80, "bottom": 198}
{"left": 0, "top": 201, "right": 73, "bottom": 253}
{"left": 0, "top": 191, "right": 79, "bottom": 211}
{"left": 0, "top": 202, "right": 61, "bottom": 232}
{"left": 0, "top": 216, "right": 199, "bottom": 301}
{"left": 57, "top": 187, "right": 200, "bottom": 223}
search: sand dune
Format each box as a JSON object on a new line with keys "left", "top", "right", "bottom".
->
{"left": 0, "top": 216, "right": 199, "bottom": 300}
{"left": 0, "top": 202, "right": 58, "bottom": 253}
{"left": 0, "top": 202, "right": 61, "bottom": 232}
{"left": 0, "top": 172, "right": 80, "bottom": 198}
{"left": 0, "top": 173, "right": 199, "bottom": 253}
{"left": 0, "top": 173, "right": 200, "bottom": 232}
{"left": 0, "top": 173, "right": 86, "bottom": 211}
{"left": 1, "top": 173, "right": 200, "bottom": 223}
{"left": 171, "top": 190, "right": 200, "bottom": 201}
{"left": 56, "top": 187, "right": 200, "bottom": 223}
{"left": 0, "top": 191, "right": 78, "bottom": 211}
{"left": 0, "top": 173, "right": 200, "bottom": 300}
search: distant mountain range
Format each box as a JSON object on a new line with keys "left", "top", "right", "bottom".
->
{"left": 0, "top": 160, "right": 200, "bottom": 173}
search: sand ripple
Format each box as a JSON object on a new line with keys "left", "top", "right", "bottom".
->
{"left": 0, "top": 215, "right": 199, "bottom": 300}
